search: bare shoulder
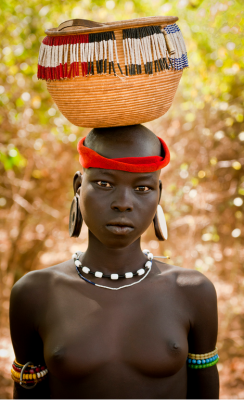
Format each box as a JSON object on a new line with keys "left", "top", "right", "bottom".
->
{"left": 155, "top": 260, "right": 217, "bottom": 308}
{"left": 10, "top": 258, "right": 73, "bottom": 311}
{"left": 179, "top": 266, "right": 216, "bottom": 303}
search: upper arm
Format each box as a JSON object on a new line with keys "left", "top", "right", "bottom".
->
{"left": 180, "top": 271, "right": 219, "bottom": 399}
{"left": 188, "top": 273, "right": 218, "bottom": 353}
{"left": 9, "top": 271, "right": 50, "bottom": 399}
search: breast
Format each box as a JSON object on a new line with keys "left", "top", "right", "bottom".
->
{"left": 44, "top": 300, "right": 188, "bottom": 380}
{"left": 120, "top": 308, "right": 188, "bottom": 377}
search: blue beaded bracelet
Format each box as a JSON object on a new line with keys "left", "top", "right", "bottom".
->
{"left": 187, "top": 354, "right": 219, "bottom": 369}
{"left": 187, "top": 354, "right": 219, "bottom": 365}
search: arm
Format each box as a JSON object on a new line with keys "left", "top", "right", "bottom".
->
{"left": 9, "top": 271, "right": 51, "bottom": 399}
{"left": 184, "top": 272, "right": 219, "bottom": 399}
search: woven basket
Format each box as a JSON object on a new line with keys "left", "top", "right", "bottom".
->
{"left": 41, "top": 16, "right": 187, "bottom": 128}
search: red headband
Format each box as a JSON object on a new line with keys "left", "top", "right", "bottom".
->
{"left": 77, "top": 136, "right": 170, "bottom": 173}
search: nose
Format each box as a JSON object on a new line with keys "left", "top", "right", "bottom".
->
{"left": 110, "top": 187, "right": 133, "bottom": 212}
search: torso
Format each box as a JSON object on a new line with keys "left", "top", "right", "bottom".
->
{"left": 34, "top": 259, "right": 192, "bottom": 399}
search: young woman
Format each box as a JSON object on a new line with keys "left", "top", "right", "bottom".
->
{"left": 10, "top": 124, "right": 219, "bottom": 399}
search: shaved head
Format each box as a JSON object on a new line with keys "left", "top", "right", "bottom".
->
{"left": 84, "top": 125, "right": 163, "bottom": 159}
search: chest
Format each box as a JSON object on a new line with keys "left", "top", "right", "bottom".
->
{"left": 42, "top": 280, "right": 189, "bottom": 379}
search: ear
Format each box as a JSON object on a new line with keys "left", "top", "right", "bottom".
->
{"left": 73, "top": 171, "right": 82, "bottom": 195}
{"left": 158, "top": 180, "right": 162, "bottom": 203}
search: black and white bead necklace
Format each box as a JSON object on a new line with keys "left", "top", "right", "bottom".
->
{"left": 72, "top": 249, "right": 163, "bottom": 291}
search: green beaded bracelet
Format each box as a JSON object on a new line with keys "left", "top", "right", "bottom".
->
{"left": 188, "top": 357, "right": 219, "bottom": 369}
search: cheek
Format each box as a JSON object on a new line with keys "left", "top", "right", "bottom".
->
{"left": 135, "top": 195, "right": 158, "bottom": 230}
{"left": 79, "top": 185, "right": 105, "bottom": 225}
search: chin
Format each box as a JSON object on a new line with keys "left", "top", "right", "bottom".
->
{"left": 104, "top": 240, "right": 137, "bottom": 250}
{"left": 91, "top": 229, "right": 142, "bottom": 249}
{"left": 102, "top": 236, "right": 139, "bottom": 249}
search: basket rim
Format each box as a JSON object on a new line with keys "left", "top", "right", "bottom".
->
{"left": 45, "top": 16, "right": 179, "bottom": 36}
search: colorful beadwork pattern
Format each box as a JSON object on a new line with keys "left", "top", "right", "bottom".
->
{"left": 187, "top": 348, "right": 219, "bottom": 369}
{"left": 37, "top": 23, "right": 188, "bottom": 81}
{"left": 74, "top": 250, "right": 153, "bottom": 290}
{"left": 11, "top": 360, "right": 48, "bottom": 385}
{"left": 164, "top": 23, "right": 188, "bottom": 70}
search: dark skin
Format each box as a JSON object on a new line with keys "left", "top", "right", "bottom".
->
{"left": 10, "top": 126, "right": 219, "bottom": 399}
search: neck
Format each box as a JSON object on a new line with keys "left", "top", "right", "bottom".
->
{"left": 80, "top": 231, "right": 147, "bottom": 275}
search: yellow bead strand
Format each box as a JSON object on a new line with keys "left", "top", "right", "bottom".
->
{"left": 188, "top": 347, "right": 218, "bottom": 360}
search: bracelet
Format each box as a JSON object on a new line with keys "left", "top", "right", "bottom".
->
{"left": 187, "top": 347, "right": 219, "bottom": 369}
{"left": 11, "top": 359, "right": 48, "bottom": 389}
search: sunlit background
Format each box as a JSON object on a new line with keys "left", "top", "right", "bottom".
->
{"left": 0, "top": 0, "right": 243, "bottom": 398}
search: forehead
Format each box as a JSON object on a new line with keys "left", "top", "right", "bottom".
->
{"left": 84, "top": 168, "right": 160, "bottom": 183}
{"left": 87, "top": 136, "right": 161, "bottom": 159}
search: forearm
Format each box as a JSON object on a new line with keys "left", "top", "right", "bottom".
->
{"left": 13, "top": 378, "right": 51, "bottom": 399}
{"left": 187, "top": 365, "right": 219, "bottom": 399}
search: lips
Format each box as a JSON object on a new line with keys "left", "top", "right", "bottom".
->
{"left": 106, "top": 220, "right": 134, "bottom": 235}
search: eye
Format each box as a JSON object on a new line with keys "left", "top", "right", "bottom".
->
{"left": 135, "top": 186, "right": 150, "bottom": 192}
{"left": 96, "top": 181, "right": 112, "bottom": 188}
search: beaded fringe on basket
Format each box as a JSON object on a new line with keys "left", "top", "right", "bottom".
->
{"left": 123, "top": 23, "right": 188, "bottom": 75}
{"left": 37, "top": 23, "right": 188, "bottom": 81}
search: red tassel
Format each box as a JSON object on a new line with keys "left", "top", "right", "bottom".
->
{"left": 68, "top": 63, "right": 73, "bottom": 79}
{"left": 68, "top": 36, "right": 74, "bottom": 79}
{"left": 59, "top": 37, "right": 63, "bottom": 79}
{"left": 55, "top": 37, "right": 60, "bottom": 79}
{"left": 39, "top": 34, "right": 90, "bottom": 81}
{"left": 59, "top": 64, "right": 63, "bottom": 79}
{"left": 76, "top": 36, "right": 80, "bottom": 76}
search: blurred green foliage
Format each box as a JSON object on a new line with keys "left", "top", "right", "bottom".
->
{"left": 0, "top": 0, "right": 244, "bottom": 397}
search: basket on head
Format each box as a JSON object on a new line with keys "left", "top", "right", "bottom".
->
{"left": 38, "top": 16, "right": 188, "bottom": 128}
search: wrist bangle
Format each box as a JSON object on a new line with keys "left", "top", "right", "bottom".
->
{"left": 11, "top": 359, "right": 48, "bottom": 389}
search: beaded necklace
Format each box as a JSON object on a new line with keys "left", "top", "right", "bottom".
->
{"left": 73, "top": 249, "right": 155, "bottom": 290}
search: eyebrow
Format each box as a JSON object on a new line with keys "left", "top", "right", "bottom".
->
{"left": 89, "top": 168, "right": 157, "bottom": 182}
{"left": 89, "top": 169, "right": 155, "bottom": 179}
{"left": 133, "top": 174, "right": 154, "bottom": 180}
{"left": 100, "top": 170, "right": 117, "bottom": 177}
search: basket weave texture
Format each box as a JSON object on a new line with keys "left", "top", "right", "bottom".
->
{"left": 45, "top": 18, "right": 184, "bottom": 128}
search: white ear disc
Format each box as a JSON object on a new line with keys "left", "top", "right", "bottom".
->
{"left": 157, "top": 204, "right": 168, "bottom": 240}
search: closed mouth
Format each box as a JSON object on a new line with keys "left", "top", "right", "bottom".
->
{"left": 106, "top": 221, "right": 134, "bottom": 235}
{"left": 106, "top": 220, "right": 134, "bottom": 228}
